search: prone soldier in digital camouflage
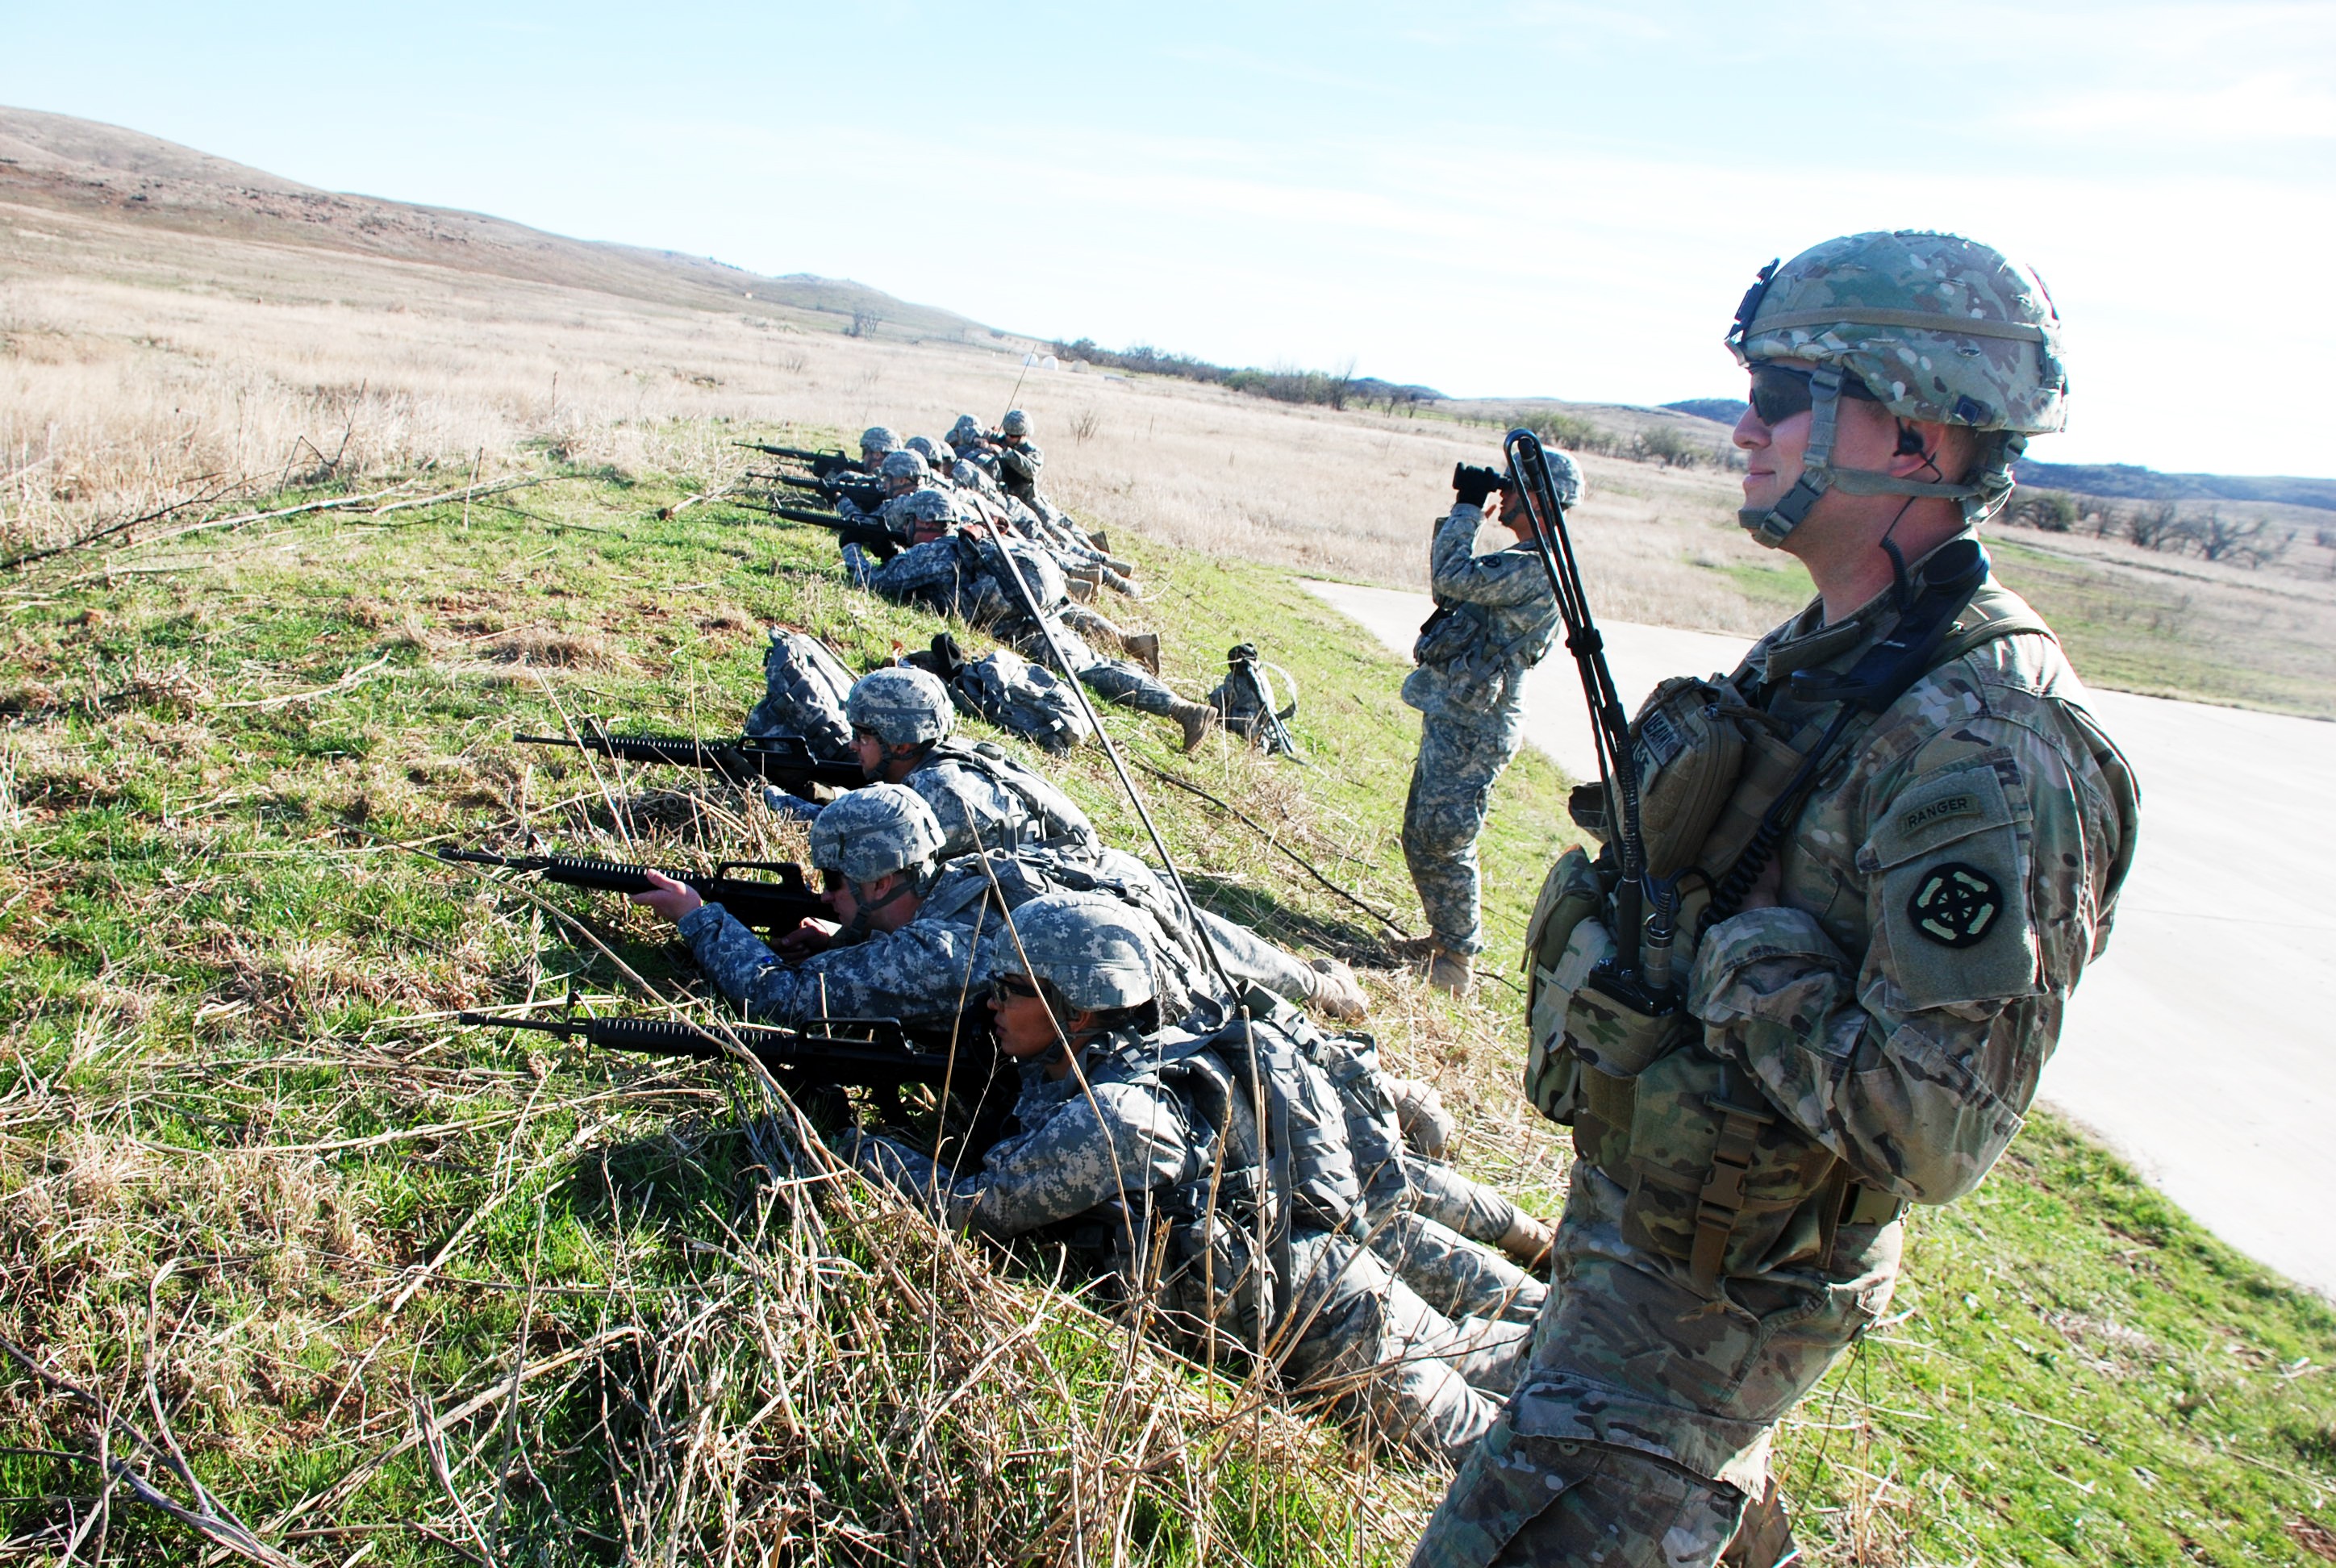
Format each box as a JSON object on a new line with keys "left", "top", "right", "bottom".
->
{"left": 841, "top": 667, "right": 1374, "bottom": 1023}
{"left": 1399, "top": 456, "right": 1571, "bottom": 994}
{"left": 838, "top": 895, "right": 1537, "bottom": 1457}
{"left": 991, "top": 407, "right": 1044, "bottom": 506}
{"left": 634, "top": 782, "right": 1346, "bottom": 1031}
{"left": 854, "top": 425, "right": 903, "bottom": 475}
{"left": 1411, "top": 231, "right": 2140, "bottom": 1565}
{"left": 866, "top": 523, "right": 1222, "bottom": 751}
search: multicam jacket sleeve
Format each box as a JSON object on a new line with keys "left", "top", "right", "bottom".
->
{"left": 1687, "top": 628, "right": 2137, "bottom": 1204}
{"left": 674, "top": 904, "right": 989, "bottom": 1029}
{"left": 845, "top": 1029, "right": 1198, "bottom": 1235}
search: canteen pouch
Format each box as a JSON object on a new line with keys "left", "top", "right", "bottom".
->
{"left": 1522, "top": 847, "right": 1606, "bottom": 1124}
{"left": 1629, "top": 676, "right": 1746, "bottom": 880}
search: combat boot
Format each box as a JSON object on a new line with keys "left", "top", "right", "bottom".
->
{"left": 1124, "top": 632, "right": 1162, "bottom": 675}
{"left": 1386, "top": 1075, "right": 1455, "bottom": 1159}
{"left": 1169, "top": 699, "right": 1220, "bottom": 753}
{"left": 1304, "top": 957, "right": 1368, "bottom": 1022}
{"left": 1497, "top": 1211, "right": 1555, "bottom": 1270}
{"left": 1423, "top": 946, "right": 1472, "bottom": 995}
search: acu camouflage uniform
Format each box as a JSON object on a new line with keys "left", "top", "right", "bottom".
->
{"left": 993, "top": 434, "right": 1044, "bottom": 506}
{"left": 1402, "top": 502, "right": 1561, "bottom": 957}
{"left": 870, "top": 532, "right": 1183, "bottom": 718}
{"left": 1414, "top": 568, "right": 2138, "bottom": 1564}
{"left": 845, "top": 1014, "right": 1533, "bottom": 1459}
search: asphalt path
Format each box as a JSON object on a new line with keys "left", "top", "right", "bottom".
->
{"left": 1303, "top": 578, "right": 2336, "bottom": 1299}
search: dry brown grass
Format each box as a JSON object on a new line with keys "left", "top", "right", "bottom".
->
{"left": 1, "top": 189, "right": 1786, "bottom": 635}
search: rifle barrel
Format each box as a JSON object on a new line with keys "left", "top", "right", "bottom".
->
{"left": 459, "top": 1011, "right": 996, "bottom": 1089}
{"left": 511, "top": 731, "right": 862, "bottom": 788}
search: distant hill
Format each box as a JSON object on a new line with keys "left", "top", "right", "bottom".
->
{"left": 0, "top": 106, "right": 993, "bottom": 344}
{"left": 2012, "top": 461, "right": 2336, "bottom": 514}
{"left": 1663, "top": 398, "right": 1747, "bottom": 426}
{"left": 1659, "top": 393, "right": 2336, "bottom": 515}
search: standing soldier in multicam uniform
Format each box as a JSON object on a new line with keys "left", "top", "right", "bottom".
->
{"left": 837, "top": 894, "right": 1537, "bottom": 1458}
{"left": 1411, "top": 231, "right": 2140, "bottom": 1565}
{"left": 1399, "top": 457, "right": 1571, "bottom": 994}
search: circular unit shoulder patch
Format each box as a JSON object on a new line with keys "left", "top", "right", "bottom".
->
{"left": 1907, "top": 861, "right": 2004, "bottom": 949}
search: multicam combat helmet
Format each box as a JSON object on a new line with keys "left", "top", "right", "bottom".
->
{"left": 999, "top": 409, "right": 1031, "bottom": 439}
{"left": 859, "top": 426, "right": 903, "bottom": 458}
{"left": 1726, "top": 230, "right": 2069, "bottom": 545}
{"left": 807, "top": 782, "right": 947, "bottom": 885}
{"left": 846, "top": 667, "right": 954, "bottom": 748}
{"left": 990, "top": 893, "right": 1157, "bottom": 1012}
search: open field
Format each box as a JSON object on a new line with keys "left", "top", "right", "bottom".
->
{"left": 0, "top": 456, "right": 2331, "bottom": 1563}
{"left": 4, "top": 111, "right": 2336, "bottom": 1562}
{"left": 10, "top": 169, "right": 2335, "bottom": 719}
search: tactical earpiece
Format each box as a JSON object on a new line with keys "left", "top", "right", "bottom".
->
{"left": 1894, "top": 423, "right": 1927, "bottom": 458}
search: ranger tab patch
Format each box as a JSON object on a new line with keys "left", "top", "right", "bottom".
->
{"left": 1908, "top": 861, "right": 2003, "bottom": 949}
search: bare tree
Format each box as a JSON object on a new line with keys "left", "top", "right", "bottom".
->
{"left": 1326, "top": 356, "right": 1358, "bottom": 413}
{"left": 2125, "top": 500, "right": 2184, "bottom": 551}
{"left": 2193, "top": 510, "right": 2291, "bottom": 567}
{"left": 847, "top": 309, "right": 882, "bottom": 340}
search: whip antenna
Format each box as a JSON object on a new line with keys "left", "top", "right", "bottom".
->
{"left": 1501, "top": 427, "right": 1676, "bottom": 1000}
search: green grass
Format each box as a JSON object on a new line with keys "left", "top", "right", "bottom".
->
{"left": 1985, "top": 538, "right": 2336, "bottom": 719}
{"left": 1, "top": 431, "right": 2330, "bottom": 1563}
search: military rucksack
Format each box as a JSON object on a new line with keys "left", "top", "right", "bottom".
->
{"left": 741, "top": 626, "right": 857, "bottom": 757}
{"left": 907, "top": 633, "right": 1093, "bottom": 753}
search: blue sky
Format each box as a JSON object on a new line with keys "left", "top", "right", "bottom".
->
{"left": 7, "top": 2, "right": 2334, "bottom": 476}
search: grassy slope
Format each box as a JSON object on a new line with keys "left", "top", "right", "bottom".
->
{"left": 1, "top": 431, "right": 2330, "bottom": 1563}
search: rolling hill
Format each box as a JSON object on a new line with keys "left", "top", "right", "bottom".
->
{"left": 0, "top": 104, "right": 995, "bottom": 346}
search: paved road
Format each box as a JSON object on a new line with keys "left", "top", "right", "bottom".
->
{"left": 1304, "top": 579, "right": 2336, "bottom": 1299}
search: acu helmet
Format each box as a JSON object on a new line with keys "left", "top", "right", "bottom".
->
{"left": 807, "top": 782, "right": 947, "bottom": 886}
{"left": 990, "top": 893, "right": 1158, "bottom": 1013}
{"left": 878, "top": 448, "right": 931, "bottom": 486}
{"left": 859, "top": 425, "right": 903, "bottom": 459}
{"left": 999, "top": 409, "right": 1031, "bottom": 439}
{"left": 846, "top": 666, "right": 955, "bottom": 748}
{"left": 1726, "top": 230, "right": 2068, "bottom": 547}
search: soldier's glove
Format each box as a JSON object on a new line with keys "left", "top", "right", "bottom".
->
{"left": 1451, "top": 461, "right": 1506, "bottom": 509}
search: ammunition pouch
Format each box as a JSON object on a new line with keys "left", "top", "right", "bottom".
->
{"left": 1629, "top": 676, "right": 1746, "bottom": 879}
{"left": 1575, "top": 1044, "right": 1907, "bottom": 1297}
{"left": 1564, "top": 974, "right": 1689, "bottom": 1080}
{"left": 1521, "top": 847, "right": 1607, "bottom": 1124}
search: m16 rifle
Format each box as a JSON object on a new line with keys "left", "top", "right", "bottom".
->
{"left": 772, "top": 471, "right": 889, "bottom": 511}
{"left": 734, "top": 500, "right": 904, "bottom": 561}
{"left": 440, "top": 847, "right": 828, "bottom": 934}
{"left": 733, "top": 441, "right": 856, "bottom": 478}
{"left": 511, "top": 728, "right": 865, "bottom": 799}
{"left": 460, "top": 1003, "right": 1014, "bottom": 1149}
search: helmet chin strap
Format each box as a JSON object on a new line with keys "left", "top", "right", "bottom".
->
{"left": 1739, "top": 365, "right": 1984, "bottom": 548}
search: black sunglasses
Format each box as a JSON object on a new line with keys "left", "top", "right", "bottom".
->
{"left": 1746, "top": 365, "right": 1879, "bottom": 427}
{"left": 989, "top": 974, "right": 1042, "bottom": 1005}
